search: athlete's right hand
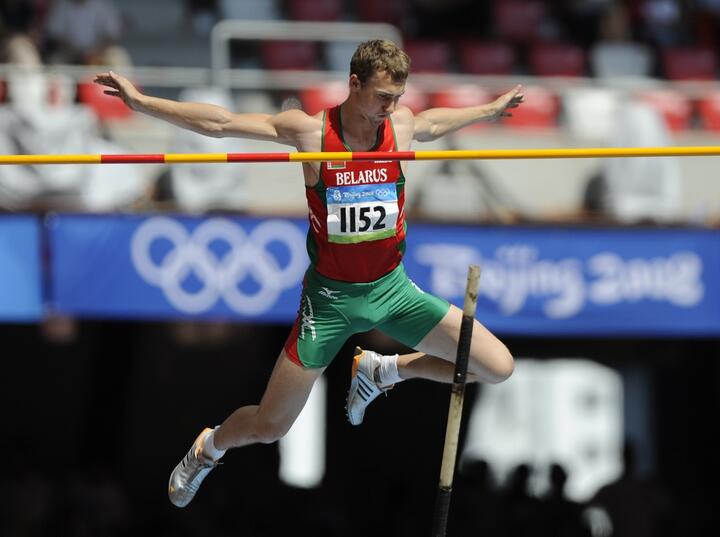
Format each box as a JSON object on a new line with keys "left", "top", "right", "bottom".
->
{"left": 93, "top": 71, "right": 143, "bottom": 110}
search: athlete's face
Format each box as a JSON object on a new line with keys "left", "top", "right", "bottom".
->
{"left": 350, "top": 70, "right": 405, "bottom": 125}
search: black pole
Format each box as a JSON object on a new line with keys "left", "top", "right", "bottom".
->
{"left": 431, "top": 264, "right": 480, "bottom": 537}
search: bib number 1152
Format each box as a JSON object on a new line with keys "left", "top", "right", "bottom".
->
{"left": 326, "top": 185, "right": 399, "bottom": 243}
{"left": 340, "top": 205, "right": 386, "bottom": 232}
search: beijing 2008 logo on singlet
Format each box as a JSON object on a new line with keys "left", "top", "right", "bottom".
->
{"left": 325, "top": 184, "right": 398, "bottom": 243}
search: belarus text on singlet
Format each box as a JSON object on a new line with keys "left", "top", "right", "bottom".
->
{"left": 304, "top": 106, "right": 407, "bottom": 283}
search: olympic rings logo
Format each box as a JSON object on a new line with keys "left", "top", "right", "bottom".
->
{"left": 130, "top": 217, "right": 308, "bottom": 315}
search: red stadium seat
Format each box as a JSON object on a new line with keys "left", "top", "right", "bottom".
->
{"left": 404, "top": 40, "right": 451, "bottom": 73}
{"left": 661, "top": 47, "right": 718, "bottom": 81}
{"left": 356, "top": 0, "right": 404, "bottom": 25}
{"left": 261, "top": 41, "right": 319, "bottom": 70}
{"left": 76, "top": 79, "right": 133, "bottom": 121}
{"left": 300, "top": 83, "right": 348, "bottom": 115}
{"left": 636, "top": 90, "right": 692, "bottom": 131}
{"left": 398, "top": 84, "right": 427, "bottom": 114}
{"left": 494, "top": 0, "right": 545, "bottom": 42}
{"left": 430, "top": 85, "right": 493, "bottom": 108}
{"left": 500, "top": 86, "right": 558, "bottom": 129}
{"left": 457, "top": 41, "right": 517, "bottom": 75}
{"left": 529, "top": 42, "right": 586, "bottom": 77}
{"left": 430, "top": 86, "right": 494, "bottom": 129}
{"left": 697, "top": 92, "right": 720, "bottom": 131}
{"left": 288, "top": 0, "right": 342, "bottom": 21}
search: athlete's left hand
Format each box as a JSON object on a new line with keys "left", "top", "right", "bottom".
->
{"left": 488, "top": 85, "right": 524, "bottom": 120}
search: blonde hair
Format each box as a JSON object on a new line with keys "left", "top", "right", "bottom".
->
{"left": 350, "top": 40, "right": 411, "bottom": 84}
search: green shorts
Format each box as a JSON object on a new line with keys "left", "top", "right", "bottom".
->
{"left": 284, "top": 264, "right": 450, "bottom": 368}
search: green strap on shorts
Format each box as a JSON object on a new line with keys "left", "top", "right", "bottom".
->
{"left": 288, "top": 264, "right": 450, "bottom": 368}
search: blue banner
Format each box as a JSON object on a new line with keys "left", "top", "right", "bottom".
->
{"left": 47, "top": 215, "right": 720, "bottom": 336}
{"left": 49, "top": 214, "right": 309, "bottom": 322}
{"left": 406, "top": 224, "right": 720, "bottom": 336}
{"left": 0, "top": 216, "right": 43, "bottom": 322}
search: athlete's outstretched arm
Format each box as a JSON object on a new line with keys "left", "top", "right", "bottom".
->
{"left": 93, "top": 71, "right": 313, "bottom": 144}
{"left": 413, "top": 85, "right": 524, "bottom": 142}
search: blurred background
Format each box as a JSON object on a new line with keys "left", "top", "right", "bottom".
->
{"left": 1, "top": 1, "right": 720, "bottom": 536}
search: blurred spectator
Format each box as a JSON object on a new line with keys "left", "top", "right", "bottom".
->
{"left": 637, "top": 0, "right": 688, "bottom": 47}
{"left": 0, "top": 0, "right": 46, "bottom": 66}
{"left": 500, "top": 463, "right": 542, "bottom": 537}
{"left": 0, "top": 68, "right": 153, "bottom": 212}
{"left": 0, "top": 0, "right": 44, "bottom": 41}
{"left": 554, "top": 0, "right": 615, "bottom": 48}
{"left": 44, "top": 0, "right": 130, "bottom": 67}
{"left": 2, "top": 32, "right": 41, "bottom": 65}
{"left": 0, "top": 102, "right": 153, "bottom": 212}
{"left": 165, "top": 86, "right": 252, "bottom": 213}
{"left": 538, "top": 463, "right": 592, "bottom": 537}
{"left": 590, "top": 2, "right": 654, "bottom": 78}
{"left": 411, "top": 153, "right": 522, "bottom": 223}
{"left": 582, "top": 101, "right": 682, "bottom": 224}
{"left": 563, "top": 87, "right": 622, "bottom": 143}
{"left": 586, "top": 442, "right": 674, "bottom": 537}
{"left": 452, "top": 459, "right": 504, "bottom": 536}
{"left": 183, "top": 0, "right": 219, "bottom": 38}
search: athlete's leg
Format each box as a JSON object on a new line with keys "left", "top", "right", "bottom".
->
{"left": 213, "top": 350, "right": 325, "bottom": 449}
{"left": 400, "top": 303, "right": 514, "bottom": 384}
{"left": 371, "top": 267, "right": 513, "bottom": 386}
{"left": 345, "top": 307, "right": 512, "bottom": 425}
{"left": 347, "top": 266, "right": 512, "bottom": 425}
{"left": 168, "top": 349, "right": 325, "bottom": 507}
{"left": 170, "top": 266, "right": 356, "bottom": 504}
{"left": 393, "top": 352, "right": 459, "bottom": 383}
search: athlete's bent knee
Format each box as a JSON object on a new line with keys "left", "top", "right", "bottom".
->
{"left": 491, "top": 347, "right": 514, "bottom": 383}
{"left": 473, "top": 345, "right": 514, "bottom": 384}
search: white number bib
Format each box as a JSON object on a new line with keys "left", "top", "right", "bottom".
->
{"left": 326, "top": 184, "right": 399, "bottom": 244}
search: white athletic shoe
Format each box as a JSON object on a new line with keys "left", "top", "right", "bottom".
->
{"left": 346, "top": 347, "right": 392, "bottom": 426}
{"left": 168, "top": 427, "right": 220, "bottom": 508}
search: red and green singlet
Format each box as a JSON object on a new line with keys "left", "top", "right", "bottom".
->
{"left": 304, "top": 105, "right": 407, "bottom": 283}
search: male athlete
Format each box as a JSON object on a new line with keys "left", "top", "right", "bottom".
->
{"left": 95, "top": 39, "right": 522, "bottom": 508}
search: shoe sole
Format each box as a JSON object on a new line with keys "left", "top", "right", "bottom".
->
{"left": 168, "top": 428, "right": 214, "bottom": 507}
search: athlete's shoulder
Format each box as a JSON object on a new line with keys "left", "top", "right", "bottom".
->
{"left": 389, "top": 106, "right": 415, "bottom": 148}
{"left": 269, "top": 108, "right": 323, "bottom": 142}
{"left": 391, "top": 105, "right": 415, "bottom": 125}
{"left": 273, "top": 108, "right": 322, "bottom": 129}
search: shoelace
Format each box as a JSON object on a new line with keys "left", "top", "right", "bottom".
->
{"left": 181, "top": 452, "right": 220, "bottom": 477}
{"left": 180, "top": 459, "right": 221, "bottom": 494}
